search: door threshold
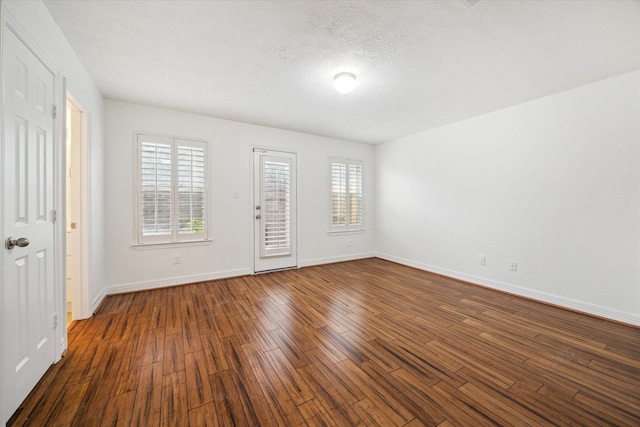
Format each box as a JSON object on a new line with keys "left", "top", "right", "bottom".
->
{"left": 254, "top": 266, "right": 298, "bottom": 275}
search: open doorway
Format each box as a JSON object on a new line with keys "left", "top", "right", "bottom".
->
{"left": 65, "top": 90, "right": 90, "bottom": 326}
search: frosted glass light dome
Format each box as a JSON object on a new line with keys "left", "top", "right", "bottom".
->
{"left": 333, "top": 72, "right": 356, "bottom": 94}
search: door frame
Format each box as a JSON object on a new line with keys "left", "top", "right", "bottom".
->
{"left": 64, "top": 84, "right": 91, "bottom": 323}
{"left": 0, "top": 7, "right": 65, "bottom": 424}
{"left": 252, "top": 146, "right": 298, "bottom": 273}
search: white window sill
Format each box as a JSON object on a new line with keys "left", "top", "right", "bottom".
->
{"left": 327, "top": 229, "right": 366, "bottom": 236}
{"left": 132, "top": 239, "right": 213, "bottom": 250}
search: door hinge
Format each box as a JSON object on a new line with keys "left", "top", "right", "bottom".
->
{"left": 51, "top": 209, "right": 57, "bottom": 223}
{"left": 53, "top": 313, "right": 58, "bottom": 329}
{"left": 52, "top": 105, "right": 58, "bottom": 119}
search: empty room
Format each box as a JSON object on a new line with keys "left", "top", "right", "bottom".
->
{"left": 1, "top": 0, "right": 639, "bottom": 425}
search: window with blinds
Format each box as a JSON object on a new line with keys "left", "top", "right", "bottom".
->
{"left": 137, "top": 134, "right": 207, "bottom": 244}
{"left": 331, "top": 159, "right": 363, "bottom": 231}
{"left": 177, "top": 145, "right": 205, "bottom": 235}
{"left": 261, "top": 157, "right": 292, "bottom": 256}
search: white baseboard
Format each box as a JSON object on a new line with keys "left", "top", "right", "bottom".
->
{"left": 376, "top": 253, "right": 640, "bottom": 327}
{"left": 91, "top": 288, "right": 107, "bottom": 314}
{"left": 105, "top": 268, "right": 252, "bottom": 296}
{"left": 299, "top": 252, "right": 375, "bottom": 268}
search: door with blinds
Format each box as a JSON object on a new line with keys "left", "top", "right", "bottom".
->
{"left": 253, "top": 149, "right": 297, "bottom": 272}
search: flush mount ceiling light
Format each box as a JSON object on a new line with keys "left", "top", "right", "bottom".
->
{"left": 334, "top": 72, "right": 356, "bottom": 94}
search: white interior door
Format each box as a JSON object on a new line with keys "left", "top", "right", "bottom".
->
{"left": 2, "top": 24, "right": 57, "bottom": 423}
{"left": 253, "top": 149, "right": 297, "bottom": 272}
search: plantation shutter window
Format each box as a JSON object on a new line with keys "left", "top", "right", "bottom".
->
{"left": 137, "top": 134, "right": 208, "bottom": 244}
{"left": 261, "top": 156, "right": 292, "bottom": 257}
{"left": 140, "top": 140, "right": 172, "bottom": 237}
{"left": 177, "top": 142, "right": 206, "bottom": 235}
{"left": 331, "top": 159, "right": 363, "bottom": 231}
{"left": 348, "top": 163, "right": 363, "bottom": 227}
{"left": 331, "top": 162, "right": 346, "bottom": 226}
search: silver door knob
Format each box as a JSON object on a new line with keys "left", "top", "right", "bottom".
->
{"left": 6, "top": 237, "right": 30, "bottom": 250}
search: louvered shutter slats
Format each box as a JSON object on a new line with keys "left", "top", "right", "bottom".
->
{"left": 178, "top": 146, "right": 205, "bottom": 234}
{"left": 261, "top": 158, "right": 292, "bottom": 256}
{"left": 141, "top": 142, "right": 172, "bottom": 236}
{"left": 331, "top": 160, "right": 363, "bottom": 231}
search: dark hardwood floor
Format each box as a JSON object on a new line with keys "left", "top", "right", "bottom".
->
{"left": 8, "top": 258, "right": 640, "bottom": 426}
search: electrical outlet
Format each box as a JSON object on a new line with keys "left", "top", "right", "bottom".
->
{"left": 478, "top": 255, "right": 486, "bottom": 265}
{"left": 173, "top": 254, "right": 182, "bottom": 264}
{"left": 510, "top": 262, "right": 517, "bottom": 272}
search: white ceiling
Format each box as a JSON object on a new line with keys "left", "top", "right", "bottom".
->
{"left": 44, "top": 0, "right": 640, "bottom": 144}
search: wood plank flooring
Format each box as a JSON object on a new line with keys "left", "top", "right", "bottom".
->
{"left": 8, "top": 258, "right": 640, "bottom": 426}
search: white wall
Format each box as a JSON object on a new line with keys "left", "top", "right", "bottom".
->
{"left": 2, "top": 2, "right": 106, "bottom": 315}
{"left": 376, "top": 71, "right": 640, "bottom": 325}
{"left": 104, "top": 100, "right": 375, "bottom": 293}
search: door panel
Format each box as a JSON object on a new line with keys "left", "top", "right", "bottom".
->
{"left": 2, "top": 25, "right": 57, "bottom": 423}
{"left": 253, "top": 149, "right": 297, "bottom": 272}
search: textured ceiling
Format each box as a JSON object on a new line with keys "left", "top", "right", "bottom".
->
{"left": 44, "top": 0, "right": 640, "bottom": 144}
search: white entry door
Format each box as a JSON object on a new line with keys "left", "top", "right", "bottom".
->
{"left": 253, "top": 149, "right": 297, "bottom": 272}
{"left": 2, "top": 24, "right": 57, "bottom": 423}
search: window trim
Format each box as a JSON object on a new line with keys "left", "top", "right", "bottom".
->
{"left": 131, "top": 239, "right": 212, "bottom": 251}
{"left": 134, "top": 132, "right": 210, "bottom": 246}
{"left": 330, "top": 158, "right": 364, "bottom": 232}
